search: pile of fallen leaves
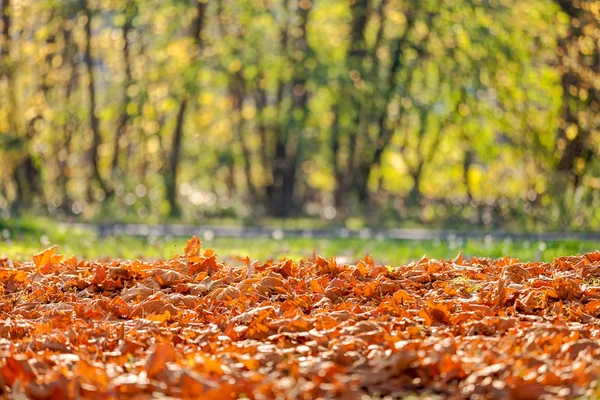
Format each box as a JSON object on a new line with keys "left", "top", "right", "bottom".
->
{"left": 0, "top": 237, "right": 600, "bottom": 399}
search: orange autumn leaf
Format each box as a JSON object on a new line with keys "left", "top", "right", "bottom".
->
{"left": 91, "top": 264, "right": 107, "bottom": 285}
{"left": 425, "top": 298, "right": 452, "bottom": 325}
{"left": 146, "top": 310, "right": 172, "bottom": 324}
{"left": 77, "top": 358, "right": 109, "bottom": 391}
{"left": 184, "top": 236, "right": 202, "bottom": 263}
{"left": 2, "top": 240, "right": 600, "bottom": 398}
{"left": 154, "top": 268, "right": 189, "bottom": 287}
{"left": 146, "top": 342, "right": 177, "bottom": 379}
{"left": 181, "top": 371, "right": 222, "bottom": 399}
{"left": 32, "top": 245, "right": 61, "bottom": 269}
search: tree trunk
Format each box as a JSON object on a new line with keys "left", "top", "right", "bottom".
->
{"left": 3, "top": 0, "right": 41, "bottom": 211}
{"left": 58, "top": 124, "right": 74, "bottom": 213}
{"left": 463, "top": 149, "right": 473, "bottom": 202}
{"left": 328, "top": 1, "right": 370, "bottom": 215}
{"left": 1, "top": 0, "right": 15, "bottom": 129}
{"left": 331, "top": 107, "right": 350, "bottom": 213}
{"left": 111, "top": 4, "right": 135, "bottom": 183}
{"left": 268, "top": 137, "right": 296, "bottom": 217}
{"left": 408, "top": 165, "right": 424, "bottom": 208}
{"left": 230, "top": 75, "right": 257, "bottom": 204}
{"left": 1, "top": 0, "right": 9, "bottom": 61}
{"left": 164, "top": 0, "right": 207, "bottom": 217}
{"left": 332, "top": 1, "right": 418, "bottom": 212}
{"left": 553, "top": 0, "right": 599, "bottom": 187}
{"left": 555, "top": 71, "right": 593, "bottom": 187}
{"left": 350, "top": 9, "right": 421, "bottom": 209}
{"left": 267, "top": 0, "right": 312, "bottom": 217}
{"left": 12, "top": 155, "right": 42, "bottom": 211}
{"left": 166, "top": 98, "right": 187, "bottom": 217}
{"left": 57, "top": 22, "right": 78, "bottom": 213}
{"left": 81, "top": 0, "right": 111, "bottom": 198}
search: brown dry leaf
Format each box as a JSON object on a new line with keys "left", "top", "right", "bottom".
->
{"left": 504, "top": 263, "right": 531, "bottom": 283}
{"left": 392, "top": 289, "right": 415, "bottom": 305}
{"left": 496, "top": 278, "right": 507, "bottom": 306}
{"left": 181, "top": 371, "right": 221, "bottom": 399}
{"left": 184, "top": 236, "right": 202, "bottom": 263}
{"left": 425, "top": 298, "right": 452, "bottom": 325}
{"left": 146, "top": 342, "right": 177, "bottom": 379}
{"left": 216, "top": 286, "right": 241, "bottom": 301}
{"left": 110, "top": 297, "right": 129, "bottom": 318}
{"left": 154, "top": 268, "right": 189, "bottom": 287}
{"left": 33, "top": 245, "right": 61, "bottom": 269}
{"left": 254, "top": 274, "right": 285, "bottom": 295}
{"left": 583, "top": 299, "right": 600, "bottom": 315}
{"left": 63, "top": 256, "right": 78, "bottom": 268}
{"left": 1, "top": 356, "right": 37, "bottom": 387}
{"left": 91, "top": 264, "right": 107, "bottom": 285}
{"left": 77, "top": 358, "right": 109, "bottom": 391}
{"left": 129, "top": 299, "right": 180, "bottom": 319}
{"left": 4, "top": 242, "right": 600, "bottom": 398}
{"left": 584, "top": 251, "right": 600, "bottom": 262}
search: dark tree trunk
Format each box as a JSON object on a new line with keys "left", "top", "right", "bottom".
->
{"left": 58, "top": 124, "right": 74, "bottom": 213}
{"left": 1, "top": 0, "right": 15, "bottom": 122}
{"left": 12, "top": 155, "right": 42, "bottom": 211}
{"left": 350, "top": 9, "right": 420, "bottom": 209}
{"left": 268, "top": 137, "right": 298, "bottom": 217}
{"left": 164, "top": 0, "right": 207, "bottom": 217}
{"left": 81, "top": 0, "right": 111, "bottom": 198}
{"left": 555, "top": 71, "right": 593, "bottom": 187}
{"left": 166, "top": 98, "right": 187, "bottom": 217}
{"left": 3, "top": 0, "right": 42, "bottom": 211}
{"left": 112, "top": 4, "right": 135, "bottom": 182}
{"left": 463, "top": 149, "right": 473, "bottom": 202}
{"left": 254, "top": 84, "right": 271, "bottom": 181}
{"left": 329, "top": 0, "right": 370, "bottom": 215}
{"left": 1, "top": 0, "right": 9, "bottom": 61}
{"left": 553, "top": 0, "right": 599, "bottom": 187}
{"left": 408, "top": 165, "right": 424, "bottom": 208}
{"left": 331, "top": 1, "right": 416, "bottom": 213}
{"left": 56, "top": 22, "right": 78, "bottom": 213}
{"left": 191, "top": 0, "right": 207, "bottom": 45}
{"left": 230, "top": 73, "right": 257, "bottom": 204}
{"left": 348, "top": 0, "right": 369, "bottom": 60}
{"left": 266, "top": 0, "right": 312, "bottom": 217}
{"left": 331, "top": 107, "right": 349, "bottom": 213}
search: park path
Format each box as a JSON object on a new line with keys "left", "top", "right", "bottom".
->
{"left": 65, "top": 222, "right": 600, "bottom": 242}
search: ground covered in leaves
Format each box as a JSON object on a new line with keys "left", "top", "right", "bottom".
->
{"left": 0, "top": 237, "right": 600, "bottom": 399}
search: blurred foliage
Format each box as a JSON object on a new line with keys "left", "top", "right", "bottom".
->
{"left": 0, "top": 0, "right": 599, "bottom": 229}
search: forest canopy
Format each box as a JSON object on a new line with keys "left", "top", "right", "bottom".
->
{"left": 0, "top": 0, "right": 599, "bottom": 229}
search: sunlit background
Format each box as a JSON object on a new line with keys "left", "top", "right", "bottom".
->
{"left": 0, "top": 0, "right": 599, "bottom": 232}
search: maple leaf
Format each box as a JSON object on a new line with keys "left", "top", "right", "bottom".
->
{"left": 184, "top": 236, "right": 202, "bottom": 263}
{"left": 154, "top": 268, "right": 189, "bottom": 288}
{"left": 32, "top": 245, "right": 62, "bottom": 270}
{"left": 423, "top": 299, "right": 453, "bottom": 325}
{"left": 146, "top": 342, "right": 177, "bottom": 379}
{"left": 91, "top": 264, "right": 107, "bottom": 285}
{"left": 77, "top": 358, "right": 110, "bottom": 391}
{"left": 146, "top": 310, "right": 172, "bottom": 324}
{"left": 254, "top": 274, "right": 286, "bottom": 295}
{"left": 496, "top": 278, "right": 507, "bottom": 306}
{"left": 5, "top": 238, "right": 600, "bottom": 398}
{"left": 129, "top": 299, "right": 180, "bottom": 319}
{"left": 181, "top": 371, "right": 222, "bottom": 399}
{"left": 0, "top": 356, "right": 37, "bottom": 387}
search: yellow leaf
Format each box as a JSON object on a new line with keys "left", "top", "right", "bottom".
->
{"left": 147, "top": 310, "right": 172, "bottom": 324}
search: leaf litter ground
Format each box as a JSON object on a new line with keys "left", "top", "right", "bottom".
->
{"left": 1, "top": 237, "right": 600, "bottom": 399}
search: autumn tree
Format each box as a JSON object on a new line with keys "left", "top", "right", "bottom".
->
{"left": 554, "top": 0, "right": 600, "bottom": 187}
